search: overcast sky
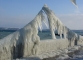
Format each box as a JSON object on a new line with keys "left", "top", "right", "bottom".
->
{"left": 0, "top": 0, "right": 83, "bottom": 30}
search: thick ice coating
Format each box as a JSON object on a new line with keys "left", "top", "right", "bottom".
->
{"left": 0, "top": 4, "right": 82, "bottom": 60}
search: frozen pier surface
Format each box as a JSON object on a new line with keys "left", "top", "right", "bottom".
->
{"left": 0, "top": 3, "right": 83, "bottom": 60}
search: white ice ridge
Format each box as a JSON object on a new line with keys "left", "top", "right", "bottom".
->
{"left": 0, "top": 4, "right": 83, "bottom": 60}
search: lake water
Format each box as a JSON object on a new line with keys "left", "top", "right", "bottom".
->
{"left": 0, "top": 30, "right": 83, "bottom": 40}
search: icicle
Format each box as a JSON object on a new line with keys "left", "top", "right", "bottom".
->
{"left": 70, "top": 0, "right": 78, "bottom": 8}
{"left": 43, "top": 20, "right": 49, "bottom": 28}
{"left": 37, "top": 10, "right": 48, "bottom": 31}
{"left": 63, "top": 26, "right": 67, "bottom": 39}
{"left": 35, "top": 10, "right": 43, "bottom": 31}
{"left": 41, "top": 10, "right": 49, "bottom": 29}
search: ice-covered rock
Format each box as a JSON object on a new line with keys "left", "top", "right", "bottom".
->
{"left": 16, "top": 57, "right": 41, "bottom": 60}
{"left": 56, "top": 54, "right": 69, "bottom": 60}
{"left": 62, "top": 49, "right": 69, "bottom": 54}
{"left": 68, "top": 46, "right": 80, "bottom": 52}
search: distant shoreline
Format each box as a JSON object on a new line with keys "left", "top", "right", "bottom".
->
{"left": 0, "top": 27, "right": 19, "bottom": 32}
{"left": 0, "top": 30, "right": 18, "bottom": 32}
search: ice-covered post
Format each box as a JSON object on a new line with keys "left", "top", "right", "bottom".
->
{"left": 22, "top": 10, "right": 46, "bottom": 57}
{"left": 42, "top": 4, "right": 56, "bottom": 39}
{"left": 48, "top": 18, "right": 56, "bottom": 39}
{"left": 42, "top": 4, "right": 66, "bottom": 39}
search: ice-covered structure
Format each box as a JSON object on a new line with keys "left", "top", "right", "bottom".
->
{"left": 0, "top": 10, "right": 46, "bottom": 59}
{"left": 0, "top": 4, "right": 83, "bottom": 60}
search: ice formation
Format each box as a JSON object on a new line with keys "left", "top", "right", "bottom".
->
{"left": 42, "top": 4, "right": 66, "bottom": 39}
{"left": 70, "top": 0, "right": 78, "bottom": 8}
{"left": 0, "top": 10, "right": 47, "bottom": 60}
{"left": 0, "top": 4, "right": 83, "bottom": 60}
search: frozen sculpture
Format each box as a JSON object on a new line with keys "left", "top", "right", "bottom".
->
{"left": 0, "top": 2, "right": 83, "bottom": 60}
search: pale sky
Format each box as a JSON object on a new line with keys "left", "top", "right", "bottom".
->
{"left": 0, "top": 0, "right": 83, "bottom": 30}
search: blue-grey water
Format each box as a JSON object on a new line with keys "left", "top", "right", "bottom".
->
{"left": 0, "top": 30, "right": 83, "bottom": 40}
